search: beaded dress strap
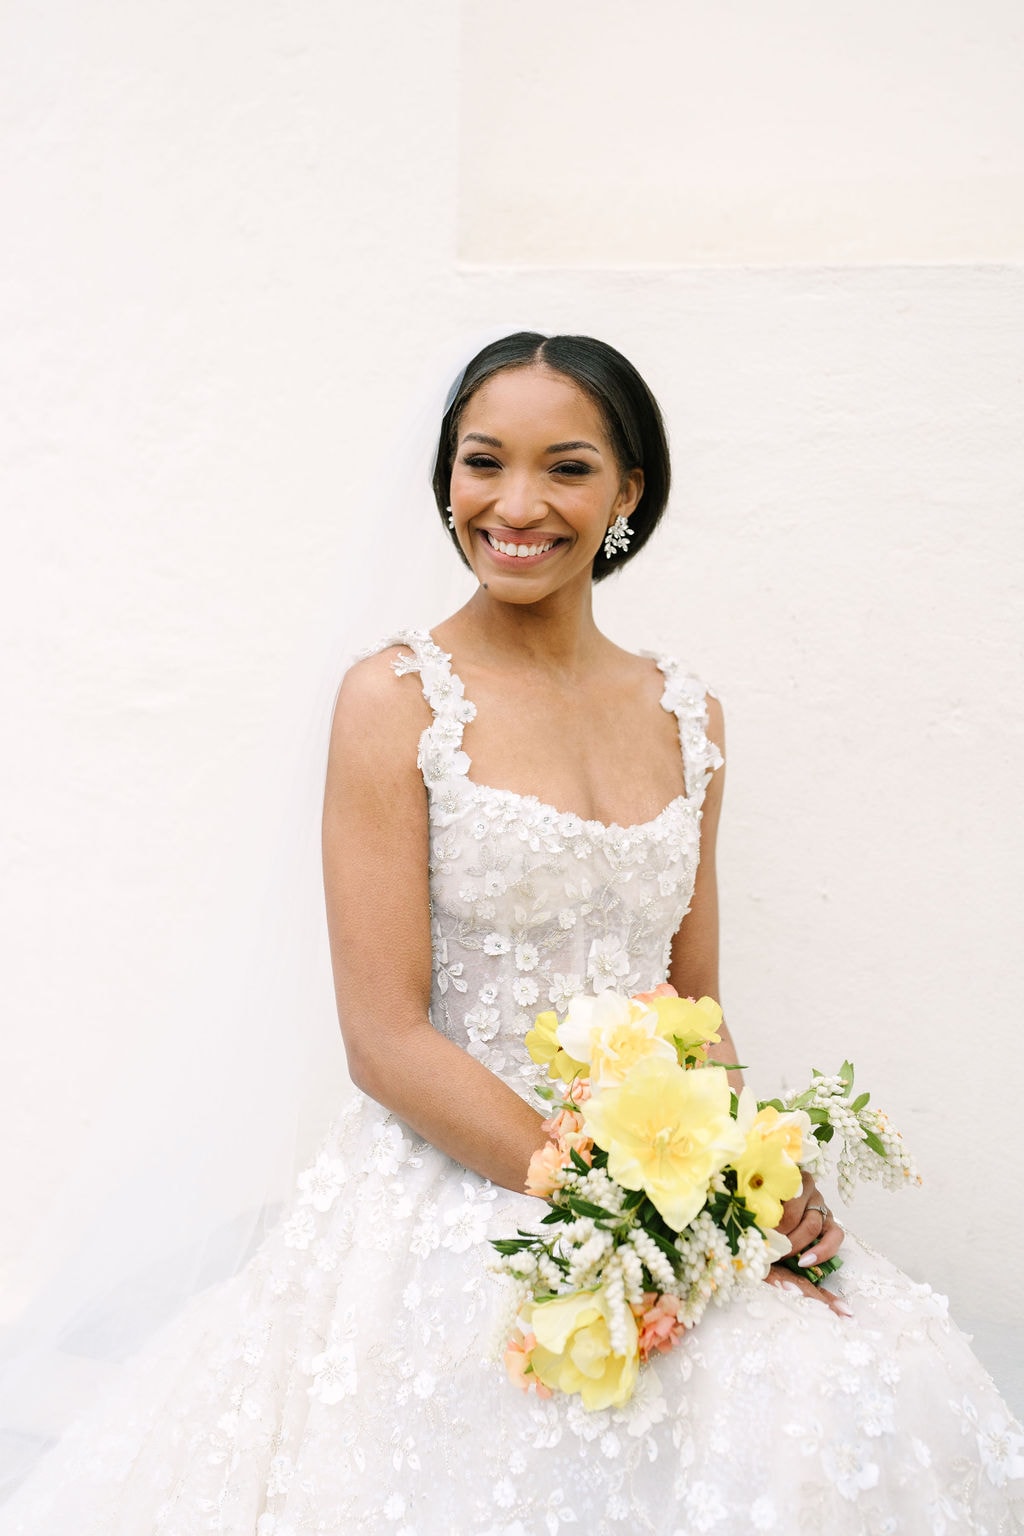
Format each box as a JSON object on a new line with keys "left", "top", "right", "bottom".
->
{"left": 357, "top": 629, "right": 476, "bottom": 812}
{"left": 649, "top": 654, "right": 724, "bottom": 803}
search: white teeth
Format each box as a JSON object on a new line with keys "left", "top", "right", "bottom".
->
{"left": 486, "top": 532, "right": 556, "bottom": 558}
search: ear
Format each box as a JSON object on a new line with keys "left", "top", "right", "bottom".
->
{"left": 615, "top": 467, "right": 644, "bottom": 520}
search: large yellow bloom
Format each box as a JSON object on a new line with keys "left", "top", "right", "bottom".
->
{"left": 582, "top": 1056, "right": 744, "bottom": 1231}
{"left": 557, "top": 992, "right": 675, "bottom": 1088}
{"left": 524, "top": 1010, "right": 587, "bottom": 1084}
{"left": 649, "top": 994, "right": 723, "bottom": 1063}
{"left": 526, "top": 1289, "right": 639, "bottom": 1410}
{"left": 734, "top": 1100, "right": 809, "bottom": 1229}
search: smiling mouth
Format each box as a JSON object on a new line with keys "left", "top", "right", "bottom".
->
{"left": 481, "top": 530, "right": 564, "bottom": 559}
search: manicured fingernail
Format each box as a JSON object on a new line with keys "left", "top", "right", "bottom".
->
{"left": 834, "top": 1301, "right": 854, "bottom": 1318}
{"left": 797, "top": 1251, "right": 818, "bottom": 1268}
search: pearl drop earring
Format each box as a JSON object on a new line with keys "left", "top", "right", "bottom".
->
{"left": 446, "top": 504, "right": 455, "bottom": 530}
{"left": 603, "top": 515, "right": 631, "bottom": 559}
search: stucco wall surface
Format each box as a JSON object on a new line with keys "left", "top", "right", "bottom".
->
{"left": 1, "top": 1, "right": 1022, "bottom": 1414}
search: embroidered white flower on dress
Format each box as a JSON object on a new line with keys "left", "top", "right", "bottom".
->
{"left": 409, "top": 1202, "right": 441, "bottom": 1257}
{"left": 307, "top": 1315, "right": 358, "bottom": 1405}
{"left": 822, "top": 1441, "right": 880, "bottom": 1501}
{"left": 419, "top": 741, "right": 470, "bottom": 786}
{"left": 297, "top": 1154, "right": 346, "bottom": 1213}
{"left": 441, "top": 1182, "right": 496, "bottom": 1253}
{"left": 557, "top": 908, "right": 577, "bottom": 930}
{"left": 483, "top": 932, "right": 511, "bottom": 956}
{"left": 465, "top": 1005, "right": 500, "bottom": 1045}
{"left": 511, "top": 976, "right": 540, "bottom": 1007}
{"left": 493, "top": 1478, "right": 516, "bottom": 1509}
{"left": 515, "top": 941, "right": 540, "bottom": 971}
{"left": 548, "top": 972, "right": 584, "bottom": 1013}
{"left": 281, "top": 1208, "right": 317, "bottom": 1250}
{"left": 478, "top": 981, "right": 499, "bottom": 1005}
{"left": 614, "top": 1367, "right": 668, "bottom": 1437}
{"left": 587, "top": 936, "right": 631, "bottom": 991}
{"left": 362, "top": 1122, "right": 411, "bottom": 1177}
{"left": 683, "top": 1479, "right": 728, "bottom": 1531}
{"left": 976, "top": 1414, "right": 1024, "bottom": 1487}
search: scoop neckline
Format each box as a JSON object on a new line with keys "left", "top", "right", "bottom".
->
{"left": 462, "top": 780, "right": 696, "bottom": 838}
{"left": 419, "top": 628, "right": 698, "bottom": 835}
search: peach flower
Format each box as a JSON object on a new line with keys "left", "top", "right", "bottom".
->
{"left": 503, "top": 1330, "right": 552, "bottom": 1398}
{"left": 633, "top": 1292, "right": 689, "bottom": 1362}
{"left": 525, "top": 1142, "right": 569, "bottom": 1199}
{"left": 541, "top": 1105, "right": 585, "bottom": 1141}
{"left": 633, "top": 982, "right": 679, "bottom": 1005}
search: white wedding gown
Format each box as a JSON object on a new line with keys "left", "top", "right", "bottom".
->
{"left": 3, "top": 628, "right": 1022, "bottom": 1535}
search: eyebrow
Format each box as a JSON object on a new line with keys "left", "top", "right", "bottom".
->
{"left": 460, "top": 432, "right": 602, "bottom": 454}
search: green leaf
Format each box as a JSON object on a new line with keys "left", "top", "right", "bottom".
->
{"left": 644, "top": 1224, "right": 681, "bottom": 1261}
{"left": 863, "top": 1129, "right": 886, "bottom": 1158}
{"left": 566, "top": 1196, "right": 617, "bottom": 1221}
{"left": 839, "top": 1060, "right": 855, "bottom": 1090}
{"left": 569, "top": 1147, "right": 590, "bottom": 1173}
{"left": 758, "top": 1097, "right": 786, "bottom": 1112}
{"left": 621, "top": 1187, "right": 645, "bottom": 1210}
{"left": 851, "top": 1092, "right": 870, "bottom": 1112}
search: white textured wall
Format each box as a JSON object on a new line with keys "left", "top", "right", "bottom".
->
{"left": 2, "top": 1, "right": 1022, "bottom": 1410}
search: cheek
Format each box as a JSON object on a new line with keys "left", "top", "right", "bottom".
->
{"left": 449, "top": 470, "right": 488, "bottom": 506}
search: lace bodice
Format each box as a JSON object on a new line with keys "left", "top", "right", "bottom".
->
{"left": 369, "top": 629, "right": 724, "bottom": 1101}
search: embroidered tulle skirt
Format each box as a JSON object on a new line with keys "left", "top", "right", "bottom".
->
{"left": 3, "top": 1089, "right": 1022, "bottom": 1535}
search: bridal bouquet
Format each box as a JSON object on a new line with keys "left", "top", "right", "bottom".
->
{"left": 493, "top": 985, "right": 920, "bottom": 1411}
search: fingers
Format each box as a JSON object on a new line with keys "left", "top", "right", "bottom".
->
{"left": 797, "top": 1211, "right": 845, "bottom": 1268}
{"left": 775, "top": 1171, "right": 815, "bottom": 1237}
{"left": 764, "top": 1266, "right": 852, "bottom": 1319}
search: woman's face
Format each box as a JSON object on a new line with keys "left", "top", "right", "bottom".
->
{"left": 447, "top": 364, "right": 643, "bottom": 605}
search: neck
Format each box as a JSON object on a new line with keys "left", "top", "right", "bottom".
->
{"left": 445, "top": 578, "right": 606, "bottom": 679}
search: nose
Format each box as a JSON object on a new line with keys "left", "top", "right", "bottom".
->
{"left": 495, "top": 473, "right": 547, "bottom": 527}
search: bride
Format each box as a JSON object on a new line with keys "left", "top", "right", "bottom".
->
{"left": 2, "top": 332, "right": 1021, "bottom": 1533}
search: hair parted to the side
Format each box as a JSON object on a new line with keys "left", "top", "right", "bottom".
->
{"left": 431, "top": 332, "right": 671, "bottom": 582}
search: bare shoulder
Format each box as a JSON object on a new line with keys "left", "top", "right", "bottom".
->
{"left": 607, "top": 638, "right": 726, "bottom": 753}
{"left": 327, "top": 646, "right": 430, "bottom": 787}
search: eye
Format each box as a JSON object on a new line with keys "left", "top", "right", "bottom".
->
{"left": 461, "top": 454, "right": 501, "bottom": 470}
{"left": 551, "top": 461, "right": 592, "bottom": 477}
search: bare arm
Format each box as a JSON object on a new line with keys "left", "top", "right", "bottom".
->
{"left": 665, "top": 693, "right": 847, "bottom": 1300}
{"left": 322, "top": 652, "right": 548, "bottom": 1195}
{"left": 666, "top": 694, "right": 743, "bottom": 1089}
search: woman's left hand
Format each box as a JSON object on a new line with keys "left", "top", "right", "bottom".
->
{"left": 775, "top": 1171, "right": 844, "bottom": 1268}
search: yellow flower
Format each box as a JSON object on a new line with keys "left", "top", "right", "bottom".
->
{"left": 582, "top": 1056, "right": 743, "bottom": 1231}
{"left": 649, "top": 994, "right": 723, "bottom": 1063}
{"left": 524, "top": 1010, "right": 588, "bottom": 1084}
{"left": 526, "top": 1289, "right": 639, "bottom": 1410}
{"left": 734, "top": 1100, "right": 809, "bottom": 1229}
{"left": 557, "top": 992, "right": 675, "bottom": 1088}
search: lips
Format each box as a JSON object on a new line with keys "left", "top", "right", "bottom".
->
{"left": 481, "top": 530, "right": 562, "bottom": 560}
